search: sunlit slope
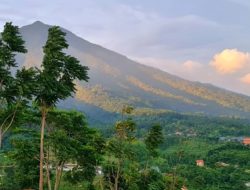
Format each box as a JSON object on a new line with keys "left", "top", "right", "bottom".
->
{"left": 17, "top": 21, "right": 250, "bottom": 118}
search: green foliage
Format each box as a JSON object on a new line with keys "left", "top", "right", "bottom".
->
{"left": 115, "top": 118, "right": 136, "bottom": 141}
{"left": 35, "top": 26, "right": 89, "bottom": 107}
{"left": 103, "top": 108, "right": 139, "bottom": 190}
{"left": 46, "top": 110, "right": 105, "bottom": 185}
{"left": 0, "top": 22, "right": 27, "bottom": 102}
{"left": 1, "top": 21, "right": 250, "bottom": 190}
{"left": 1, "top": 130, "right": 40, "bottom": 190}
{"left": 138, "top": 169, "right": 166, "bottom": 190}
{"left": 176, "top": 164, "right": 249, "bottom": 190}
{"left": 0, "top": 22, "right": 27, "bottom": 101}
{"left": 0, "top": 109, "right": 105, "bottom": 190}
{"left": 145, "top": 124, "right": 164, "bottom": 156}
{"left": 0, "top": 22, "right": 36, "bottom": 149}
{"left": 207, "top": 143, "right": 250, "bottom": 166}
{"left": 31, "top": 25, "right": 90, "bottom": 190}
{"left": 1, "top": 22, "right": 27, "bottom": 53}
{"left": 122, "top": 105, "right": 134, "bottom": 115}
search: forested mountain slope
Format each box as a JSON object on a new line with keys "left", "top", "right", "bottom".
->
{"left": 17, "top": 21, "right": 250, "bottom": 122}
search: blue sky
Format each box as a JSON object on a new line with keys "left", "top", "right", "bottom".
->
{"left": 1, "top": 0, "right": 250, "bottom": 94}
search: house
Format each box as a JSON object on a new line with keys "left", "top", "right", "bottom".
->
{"left": 175, "top": 131, "right": 183, "bottom": 136}
{"left": 215, "top": 162, "right": 229, "bottom": 167}
{"left": 245, "top": 182, "right": 250, "bottom": 188}
{"left": 243, "top": 137, "right": 250, "bottom": 145}
{"left": 63, "top": 163, "right": 77, "bottom": 171}
{"left": 186, "top": 133, "right": 197, "bottom": 137}
{"left": 196, "top": 160, "right": 204, "bottom": 167}
{"left": 95, "top": 166, "right": 103, "bottom": 175}
{"left": 219, "top": 136, "right": 243, "bottom": 143}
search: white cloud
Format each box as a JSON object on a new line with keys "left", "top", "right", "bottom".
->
{"left": 136, "top": 55, "right": 250, "bottom": 95}
{"left": 210, "top": 49, "right": 250, "bottom": 74}
{"left": 133, "top": 57, "right": 208, "bottom": 82}
{"left": 182, "top": 60, "right": 203, "bottom": 72}
{"left": 240, "top": 73, "right": 250, "bottom": 84}
{"left": 1, "top": 0, "right": 250, "bottom": 95}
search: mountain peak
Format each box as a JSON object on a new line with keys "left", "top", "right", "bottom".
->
{"left": 21, "top": 21, "right": 50, "bottom": 31}
{"left": 31, "top": 21, "right": 46, "bottom": 26}
{"left": 18, "top": 21, "right": 250, "bottom": 118}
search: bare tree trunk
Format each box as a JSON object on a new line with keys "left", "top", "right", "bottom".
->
{"left": 0, "top": 110, "right": 17, "bottom": 149}
{"left": 0, "top": 127, "right": 2, "bottom": 149}
{"left": 108, "top": 171, "right": 114, "bottom": 190}
{"left": 99, "top": 178, "right": 104, "bottom": 190}
{"left": 54, "top": 162, "right": 64, "bottom": 190}
{"left": 145, "top": 154, "right": 150, "bottom": 171}
{"left": 54, "top": 163, "right": 61, "bottom": 190}
{"left": 143, "top": 155, "right": 150, "bottom": 186}
{"left": 114, "top": 176, "right": 119, "bottom": 190}
{"left": 171, "top": 167, "right": 177, "bottom": 190}
{"left": 39, "top": 107, "right": 47, "bottom": 190}
{"left": 46, "top": 146, "right": 52, "bottom": 190}
{"left": 114, "top": 160, "right": 121, "bottom": 190}
{"left": 58, "top": 164, "right": 63, "bottom": 189}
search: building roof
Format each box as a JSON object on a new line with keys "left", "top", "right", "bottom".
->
{"left": 243, "top": 137, "right": 250, "bottom": 145}
{"left": 196, "top": 160, "right": 204, "bottom": 163}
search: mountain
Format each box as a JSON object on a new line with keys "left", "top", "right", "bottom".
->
{"left": 16, "top": 21, "right": 250, "bottom": 123}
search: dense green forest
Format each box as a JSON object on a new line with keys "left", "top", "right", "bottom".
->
{"left": 0, "top": 22, "right": 250, "bottom": 190}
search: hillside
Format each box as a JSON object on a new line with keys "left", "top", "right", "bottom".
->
{"left": 16, "top": 21, "right": 250, "bottom": 122}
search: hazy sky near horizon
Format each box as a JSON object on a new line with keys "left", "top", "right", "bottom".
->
{"left": 1, "top": 0, "right": 250, "bottom": 95}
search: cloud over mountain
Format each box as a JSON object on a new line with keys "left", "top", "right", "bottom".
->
{"left": 1, "top": 0, "right": 250, "bottom": 95}
{"left": 240, "top": 73, "right": 250, "bottom": 84}
{"left": 13, "top": 21, "right": 250, "bottom": 121}
{"left": 210, "top": 49, "right": 250, "bottom": 74}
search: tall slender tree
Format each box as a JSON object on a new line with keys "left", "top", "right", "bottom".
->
{"left": 144, "top": 124, "right": 164, "bottom": 169}
{"left": 35, "top": 26, "right": 89, "bottom": 190}
{"left": 45, "top": 110, "right": 104, "bottom": 190}
{"left": 0, "top": 22, "right": 35, "bottom": 148}
{"left": 0, "top": 22, "right": 27, "bottom": 102}
{"left": 145, "top": 124, "right": 164, "bottom": 156}
{"left": 104, "top": 106, "right": 137, "bottom": 190}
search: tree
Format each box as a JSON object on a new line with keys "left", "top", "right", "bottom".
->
{"left": 0, "top": 22, "right": 35, "bottom": 149}
{"left": 138, "top": 169, "right": 166, "bottom": 190}
{"left": 145, "top": 124, "right": 164, "bottom": 157}
{"left": 0, "top": 22, "right": 27, "bottom": 109}
{"left": 45, "top": 110, "right": 104, "bottom": 190}
{"left": 104, "top": 106, "right": 138, "bottom": 190}
{"left": 34, "top": 26, "right": 89, "bottom": 190}
{"left": 144, "top": 124, "right": 164, "bottom": 175}
{"left": 0, "top": 129, "right": 40, "bottom": 190}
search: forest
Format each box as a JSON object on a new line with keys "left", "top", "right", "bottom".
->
{"left": 0, "top": 22, "right": 250, "bottom": 190}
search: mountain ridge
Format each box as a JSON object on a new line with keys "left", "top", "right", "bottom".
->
{"left": 19, "top": 21, "right": 249, "bottom": 96}
{"left": 15, "top": 21, "right": 250, "bottom": 121}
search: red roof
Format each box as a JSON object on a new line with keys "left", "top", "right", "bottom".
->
{"left": 196, "top": 160, "right": 204, "bottom": 163}
{"left": 243, "top": 137, "right": 250, "bottom": 145}
{"left": 196, "top": 160, "right": 204, "bottom": 166}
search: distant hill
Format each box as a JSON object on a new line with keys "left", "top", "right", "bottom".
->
{"left": 16, "top": 21, "right": 250, "bottom": 123}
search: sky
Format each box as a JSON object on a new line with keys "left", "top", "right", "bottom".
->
{"left": 0, "top": 0, "right": 250, "bottom": 95}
